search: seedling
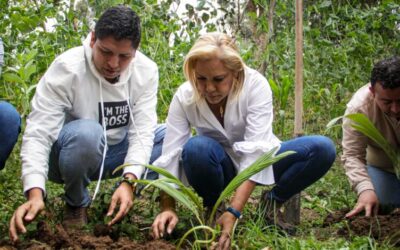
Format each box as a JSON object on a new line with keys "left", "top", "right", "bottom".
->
{"left": 327, "top": 113, "right": 400, "bottom": 179}
{"left": 113, "top": 147, "right": 294, "bottom": 249}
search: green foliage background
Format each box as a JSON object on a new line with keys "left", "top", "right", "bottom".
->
{"left": 0, "top": 0, "right": 399, "bottom": 248}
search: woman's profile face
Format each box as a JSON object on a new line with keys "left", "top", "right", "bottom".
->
{"left": 195, "top": 58, "right": 234, "bottom": 105}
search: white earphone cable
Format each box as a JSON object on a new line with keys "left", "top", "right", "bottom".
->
{"left": 92, "top": 79, "right": 108, "bottom": 201}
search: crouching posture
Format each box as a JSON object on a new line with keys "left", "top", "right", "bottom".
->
{"left": 342, "top": 56, "right": 400, "bottom": 218}
{"left": 151, "top": 32, "right": 336, "bottom": 249}
{"left": 9, "top": 6, "right": 163, "bottom": 242}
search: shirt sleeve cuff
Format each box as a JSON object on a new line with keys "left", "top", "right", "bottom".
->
{"left": 123, "top": 164, "right": 144, "bottom": 180}
{"left": 355, "top": 180, "right": 375, "bottom": 196}
{"left": 23, "top": 173, "right": 46, "bottom": 198}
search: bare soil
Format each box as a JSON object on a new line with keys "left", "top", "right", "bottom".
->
{"left": 323, "top": 208, "right": 400, "bottom": 246}
{"left": 0, "top": 221, "right": 175, "bottom": 250}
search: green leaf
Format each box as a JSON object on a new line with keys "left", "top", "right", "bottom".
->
{"left": 22, "top": 61, "right": 37, "bottom": 82}
{"left": 144, "top": 164, "right": 203, "bottom": 210}
{"left": 3, "top": 73, "right": 24, "bottom": 84}
{"left": 27, "top": 84, "right": 38, "bottom": 95}
{"left": 201, "top": 13, "right": 210, "bottom": 23}
{"left": 320, "top": 1, "right": 332, "bottom": 8}
{"left": 24, "top": 49, "right": 38, "bottom": 63}
{"left": 196, "top": 0, "right": 206, "bottom": 10}
{"left": 209, "top": 147, "right": 295, "bottom": 224}
{"left": 134, "top": 179, "right": 203, "bottom": 224}
{"left": 268, "top": 78, "right": 280, "bottom": 98}
{"left": 346, "top": 113, "right": 400, "bottom": 178}
{"left": 113, "top": 163, "right": 203, "bottom": 210}
{"left": 326, "top": 115, "right": 343, "bottom": 130}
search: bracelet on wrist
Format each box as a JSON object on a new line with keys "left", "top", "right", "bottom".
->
{"left": 226, "top": 206, "right": 242, "bottom": 219}
{"left": 115, "top": 176, "right": 135, "bottom": 191}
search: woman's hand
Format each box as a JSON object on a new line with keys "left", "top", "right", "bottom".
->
{"left": 213, "top": 180, "right": 256, "bottom": 249}
{"left": 215, "top": 211, "right": 237, "bottom": 250}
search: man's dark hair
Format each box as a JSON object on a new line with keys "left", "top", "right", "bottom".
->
{"left": 371, "top": 56, "right": 400, "bottom": 89}
{"left": 94, "top": 5, "right": 141, "bottom": 49}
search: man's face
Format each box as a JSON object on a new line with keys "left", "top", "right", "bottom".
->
{"left": 90, "top": 32, "right": 136, "bottom": 83}
{"left": 370, "top": 83, "right": 400, "bottom": 119}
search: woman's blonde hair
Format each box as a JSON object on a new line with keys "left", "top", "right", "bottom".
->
{"left": 183, "top": 32, "right": 246, "bottom": 101}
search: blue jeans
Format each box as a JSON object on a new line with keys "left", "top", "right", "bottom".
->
{"left": 367, "top": 165, "right": 400, "bottom": 208}
{"left": 182, "top": 136, "right": 236, "bottom": 207}
{"left": 268, "top": 135, "right": 335, "bottom": 203}
{"left": 48, "top": 119, "right": 165, "bottom": 207}
{"left": 182, "top": 135, "right": 336, "bottom": 207}
{"left": 0, "top": 101, "right": 21, "bottom": 170}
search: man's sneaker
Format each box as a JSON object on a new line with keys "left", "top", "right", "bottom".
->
{"left": 259, "top": 190, "right": 296, "bottom": 235}
{"left": 62, "top": 204, "right": 88, "bottom": 230}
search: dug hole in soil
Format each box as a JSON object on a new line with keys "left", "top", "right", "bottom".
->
{"left": 0, "top": 220, "right": 176, "bottom": 250}
{"left": 323, "top": 208, "right": 400, "bottom": 246}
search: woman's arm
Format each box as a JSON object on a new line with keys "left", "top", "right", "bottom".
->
{"left": 151, "top": 86, "right": 192, "bottom": 238}
{"left": 229, "top": 180, "right": 256, "bottom": 212}
{"left": 152, "top": 191, "right": 178, "bottom": 239}
{"left": 217, "top": 180, "right": 256, "bottom": 250}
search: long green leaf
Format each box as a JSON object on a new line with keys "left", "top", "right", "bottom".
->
{"left": 3, "top": 73, "right": 24, "bottom": 84}
{"left": 133, "top": 178, "right": 203, "bottom": 224}
{"left": 326, "top": 115, "right": 343, "bottom": 130}
{"left": 113, "top": 163, "right": 203, "bottom": 211}
{"left": 112, "top": 163, "right": 180, "bottom": 183}
{"left": 346, "top": 113, "right": 400, "bottom": 178}
{"left": 209, "top": 147, "right": 295, "bottom": 224}
{"left": 144, "top": 164, "right": 203, "bottom": 210}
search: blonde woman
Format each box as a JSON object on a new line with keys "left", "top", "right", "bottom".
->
{"left": 152, "top": 32, "right": 335, "bottom": 249}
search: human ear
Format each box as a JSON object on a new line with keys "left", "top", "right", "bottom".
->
{"left": 90, "top": 31, "right": 96, "bottom": 48}
{"left": 369, "top": 84, "right": 375, "bottom": 96}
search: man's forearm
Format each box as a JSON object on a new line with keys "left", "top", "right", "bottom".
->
{"left": 27, "top": 188, "right": 44, "bottom": 201}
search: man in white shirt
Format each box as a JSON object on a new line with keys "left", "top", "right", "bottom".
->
{"left": 9, "top": 5, "right": 163, "bottom": 242}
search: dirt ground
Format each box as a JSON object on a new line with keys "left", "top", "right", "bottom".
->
{"left": 2, "top": 204, "right": 399, "bottom": 249}
{"left": 323, "top": 208, "right": 400, "bottom": 246}
{"left": 0, "top": 221, "right": 175, "bottom": 250}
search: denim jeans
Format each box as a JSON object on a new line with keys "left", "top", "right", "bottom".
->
{"left": 48, "top": 119, "right": 165, "bottom": 207}
{"left": 182, "top": 135, "right": 336, "bottom": 207}
{"left": 182, "top": 135, "right": 236, "bottom": 207}
{"left": 367, "top": 165, "right": 400, "bottom": 208}
{"left": 268, "top": 135, "right": 336, "bottom": 203}
{"left": 0, "top": 101, "right": 21, "bottom": 170}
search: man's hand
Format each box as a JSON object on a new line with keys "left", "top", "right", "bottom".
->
{"left": 107, "top": 175, "right": 135, "bottom": 226}
{"left": 9, "top": 188, "right": 45, "bottom": 243}
{"left": 214, "top": 211, "right": 237, "bottom": 250}
{"left": 346, "top": 189, "right": 379, "bottom": 218}
{"left": 152, "top": 210, "right": 178, "bottom": 239}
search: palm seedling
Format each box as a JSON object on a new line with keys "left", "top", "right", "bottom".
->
{"left": 327, "top": 113, "right": 400, "bottom": 179}
{"left": 113, "top": 147, "right": 294, "bottom": 249}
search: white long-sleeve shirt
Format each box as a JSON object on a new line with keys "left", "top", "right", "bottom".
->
{"left": 153, "top": 67, "right": 281, "bottom": 185}
{"left": 21, "top": 34, "right": 159, "bottom": 194}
